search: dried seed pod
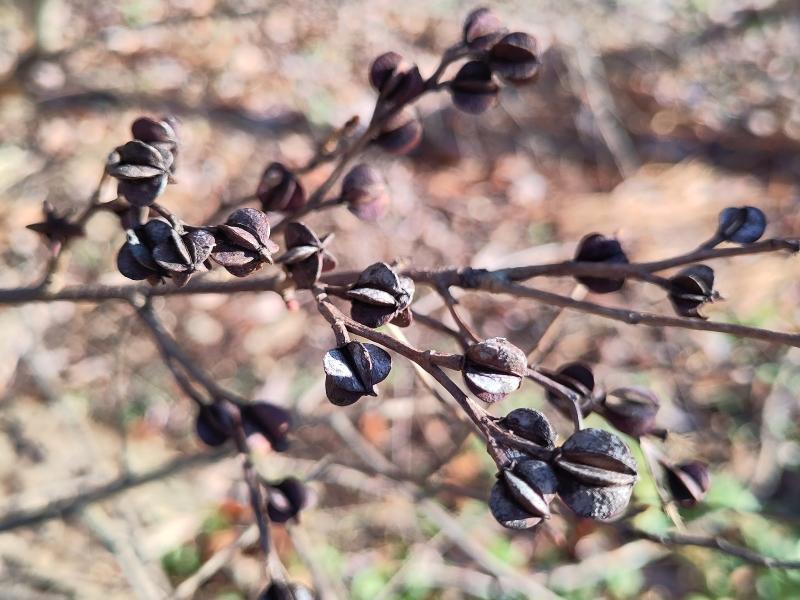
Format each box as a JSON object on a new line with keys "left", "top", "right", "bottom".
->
{"left": 499, "top": 408, "right": 557, "bottom": 448}
{"left": 346, "top": 262, "right": 415, "bottom": 328}
{"left": 279, "top": 222, "right": 337, "bottom": 288}
{"left": 599, "top": 387, "right": 659, "bottom": 438}
{"left": 463, "top": 337, "right": 527, "bottom": 403}
{"left": 556, "top": 428, "right": 638, "bottom": 487}
{"left": 241, "top": 402, "right": 292, "bottom": 452}
{"left": 556, "top": 428, "right": 637, "bottom": 521}
{"left": 257, "top": 162, "right": 307, "bottom": 212}
{"left": 544, "top": 362, "right": 598, "bottom": 418}
{"left": 374, "top": 109, "right": 423, "bottom": 155}
{"left": 211, "top": 208, "right": 278, "bottom": 277}
{"left": 717, "top": 206, "right": 766, "bottom": 244}
{"left": 450, "top": 61, "right": 499, "bottom": 114}
{"left": 665, "top": 461, "right": 710, "bottom": 507}
{"left": 26, "top": 201, "right": 84, "bottom": 247}
{"left": 463, "top": 7, "right": 507, "bottom": 50}
{"left": 265, "top": 477, "right": 307, "bottom": 523}
{"left": 574, "top": 233, "right": 629, "bottom": 293}
{"left": 668, "top": 264, "right": 716, "bottom": 318}
{"left": 107, "top": 140, "right": 170, "bottom": 207}
{"left": 489, "top": 32, "right": 540, "bottom": 84}
{"left": 117, "top": 219, "right": 202, "bottom": 285}
{"left": 489, "top": 460, "right": 558, "bottom": 529}
{"left": 323, "top": 341, "right": 392, "bottom": 406}
{"left": 131, "top": 115, "right": 178, "bottom": 175}
{"left": 557, "top": 475, "right": 634, "bottom": 521}
{"left": 341, "top": 164, "right": 390, "bottom": 221}
{"left": 368, "top": 51, "right": 424, "bottom": 106}
{"left": 195, "top": 403, "right": 236, "bottom": 447}
{"left": 148, "top": 228, "right": 214, "bottom": 286}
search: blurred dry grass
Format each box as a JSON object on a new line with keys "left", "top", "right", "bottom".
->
{"left": 1, "top": 1, "right": 800, "bottom": 599}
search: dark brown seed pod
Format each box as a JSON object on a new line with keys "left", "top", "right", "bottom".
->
{"left": 599, "top": 387, "right": 659, "bottom": 438}
{"left": 107, "top": 140, "right": 170, "bottom": 207}
{"left": 195, "top": 403, "right": 236, "bottom": 447}
{"left": 374, "top": 109, "right": 423, "bottom": 155}
{"left": 346, "top": 262, "right": 414, "bottom": 328}
{"left": 341, "top": 164, "right": 390, "bottom": 221}
{"left": 544, "top": 362, "right": 598, "bottom": 418}
{"left": 574, "top": 233, "right": 629, "bottom": 293}
{"left": 717, "top": 206, "right": 766, "bottom": 244}
{"left": 279, "top": 222, "right": 336, "bottom": 288}
{"left": 489, "top": 460, "right": 557, "bottom": 529}
{"left": 557, "top": 475, "right": 634, "bottom": 521}
{"left": 26, "top": 201, "right": 84, "bottom": 247}
{"left": 265, "top": 477, "right": 307, "bottom": 523}
{"left": 450, "top": 61, "right": 499, "bottom": 114}
{"left": 117, "top": 219, "right": 198, "bottom": 285}
{"left": 463, "top": 337, "right": 527, "bottom": 403}
{"left": 211, "top": 208, "right": 278, "bottom": 276}
{"left": 131, "top": 116, "right": 179, "bottom": 175}
{"left": 257, "top": 162, "right": 307, "bottom": 212}
{"left": 665, "top": 461, "right": 710, "bottom": 507}
{"left": 499, "top": 408, "right": 557, "bottom": 448}
{"left": 150, "top": 228, "right": 213, "bottom": 286}
{"left": 556, "top": 428, "right": 638, "bottom": 487}
{"left": 668, "top": 264, "right": 716, "bottom": 319}
{"left": 241, "top": 402, "right": 292, "bottom": 452}
{"left": 489, "top": 32, "right": 540, "bottom": 84}
{"left": 463, "top": 7, "right": 507, "bottom": 50}
{"left": 368, "top": 51, "right": 424, "bottom": 106}
{"left": 323, "top": 341, "right": 392, "bottom": 406}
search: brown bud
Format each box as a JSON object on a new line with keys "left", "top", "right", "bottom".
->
{"left": 211, "top": 208, "right": 278, "bottom": 277}
{"left": 717, "top": 206, "right": 766, "bottom": 244}
{"left": 369, "top": 51, "right": 424, "bottom": 106}
{"left": 265, "top": 477, "right": 307, "bottom": 523}
{"left": 599, "top": 387, "right": 659, "bottom": 438}
{"left": 107, "top": 140, "right": 170, "bottom": 207}
{"left": 544, "top": 362, "right": 598, "bottom": 418}
{"left": 489, "top": 460, "right": 558, "bottom": 529}
{"left": 499, "top": 408, "right": 557, "bottom": 448}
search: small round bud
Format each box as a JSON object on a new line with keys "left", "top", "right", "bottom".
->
{"left": 717, "top": 206, "right": 766, "bottom": 244}
{"left": 257, "top": 162, "right": 307, "bottom": 212}
{"left": 668, "top": 264, "right": 716, "bottom": 319}
{"left": 374, "top": 109, "right": 423, "bottom": 155}
{"left": 665, "top": 460, "right": 710, "bottom": 507}
{"left": 463, "top": 8, "right": 507, "bottom": 50}
{"left": 341, "top": 164, "right": 390, "bottom": 221}
{"left": 574, "top": 233, "right": 629, "bottom": 293}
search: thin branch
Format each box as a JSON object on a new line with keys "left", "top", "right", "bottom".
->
{"left": 0, "top": 447, "right": 231, "bottom": 533}
{"left": 630, "top": 528, "right": 800, "bottom": 569}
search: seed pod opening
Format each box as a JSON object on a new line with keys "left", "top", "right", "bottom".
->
{"left": 279, "top": 222, "right": 336, "bottom": 288}
{"left": 463, "top": 338, "right": 527, "bottom": 403}
{"left": 668, "top": 264, "right": 716, "bottom": 319}
{"left": 499, "top": 408, "right": 557, "bottom": 448}
{"left": 211, "top": 208, "right": 277, "bottom": 276}
{"left": 241, "top": 402, "right": 292, "bottom": 452}
{"left": 450, "top": 61, "right": 499, "bottom": 114}
{"left": 257, "top": 162, "right": 307, "bottom": 212}
{"left": 196, "top": 403, "right": 236, "bottom": 447}
{"left": 107, "top": 140, "right": 170, "bottom": 207}
{"left": 717, "top": 206, "right": 766, "bottom": 244}
{"left": 600, "top": 387, "right": 659, "bottom": 438}
{"left": 574, "top": 233, "right": 629, "bottom": 293}
{"left": 323, "top": 342, "right": 392, "bottom": 406}
{"left": 665, "top": 460, "right": 710, "bottom": 507}
{"left": 556, "top": 428, "right": 637, "bottom": 487}
{"left": 489, "top": 32, "right": 540, "bottom": 84}
{"left": 374, "top": 109, "right": 423, "bottom": 155}
{"left": 346, "top": 262, "right": 414, "bottom": 328}
{"left": 544, "top": 362, "right": 597, "bottom": 418}
{"left": 558, "top": 475, "right": 634, "bottom": 521}
{"left": 265, "top": 477, "right": 307, "bottom": 523}
{"left": 489, "top": 459, "right": 557, "bottom": 529}
{"left": 368, "top": 51, "right": 424, "bottom": 106}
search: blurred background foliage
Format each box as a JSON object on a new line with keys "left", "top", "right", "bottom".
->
{"left": 1, "top": 0, "right": 800, "bottom": 598}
